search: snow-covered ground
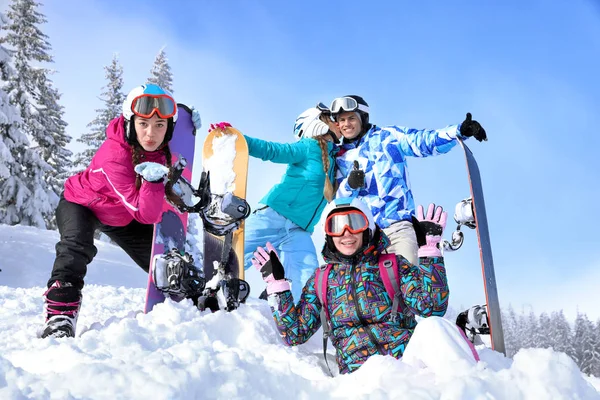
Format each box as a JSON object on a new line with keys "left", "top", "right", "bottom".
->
{"left": 1, "top": 224, "right": 599, "bottom": 399}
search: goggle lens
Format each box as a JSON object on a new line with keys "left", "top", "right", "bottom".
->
{"left": 325, "top": 210, "right": 369, "bottom": 237}
{"left": 132, "top": 94, "right": 177, "bottom": 119}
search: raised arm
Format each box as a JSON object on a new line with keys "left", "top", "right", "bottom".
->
{"left": 399, "top": 203, "right": 450, "bottom": 316}
{"left": 245, "top": 135, "right": 310, "bottom": 165}
{"left": 252, "top": 243, "right": 322, "bottom": 345}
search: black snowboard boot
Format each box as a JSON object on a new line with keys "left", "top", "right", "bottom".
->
{"left": 41, "top": 281, "right": 82, "bottom": 338}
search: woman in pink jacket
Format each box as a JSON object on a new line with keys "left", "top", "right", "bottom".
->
{"left": 41, "top": 84, "right": 194, "bottom": 339}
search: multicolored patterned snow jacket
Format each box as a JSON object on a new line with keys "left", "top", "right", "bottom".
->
{"left": 335, "top": 124, "right": 462, "bottom": 229}
{"left": 268, "top": 230, "right": 449, "bottom": 374}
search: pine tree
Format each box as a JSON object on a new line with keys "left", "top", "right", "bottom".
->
{"left": 537, "top": 312, "right": 551, "bottom": 349}
{"left": 503, "top": 305, "right": 521, "bottom": 358}
{"left": 0, "top": 0, "right": 58, "bottom": 227}
{"left": 548, "top": 310, "right": 575, "bottom": 360}
{"left": 520, "top": 310, "right": 539, "bottom": 349}
{"left": 36, "top": 79, "right": 72, "bottom": 198}
{"left": 74, "top": 54, "right": 125, "bottom": 170}
{"left": 146, "top": 47, "right": 173, "bottom": 93}
{"left": 573, "top": 312, "right": 597, "bottom": 375}
{"left": 0, "top": 12, "right": 25, "bottom": 190}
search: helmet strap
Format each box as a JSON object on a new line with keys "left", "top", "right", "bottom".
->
{"left": 326, "top": 130, "right": 340, "bottom": 144}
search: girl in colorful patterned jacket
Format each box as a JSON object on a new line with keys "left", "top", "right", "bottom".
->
{"left": 213, "top": 107, "right": 341, "bottom": 300}
{"left": 41, "top": 84, "right": 202, "bottom": 339}
{"left": 251, "top": 197, "right": 480, "bottom": 375}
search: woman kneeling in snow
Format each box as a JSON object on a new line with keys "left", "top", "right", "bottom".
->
{"left": 251, "top": 197, "right": 479, "bottom": 375}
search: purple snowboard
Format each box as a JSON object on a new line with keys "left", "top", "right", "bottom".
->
{"left": 144, "top": 104, "right": 196, "bottom": 313}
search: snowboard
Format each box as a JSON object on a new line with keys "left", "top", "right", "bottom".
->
{"left": 144, "top": 104, "right": 197, "bottom": 314}
{"left": 456, "top": 137, "right": 506, "bottom": 355}
{"left": 201, "top": 125, "right": 249, "bottom": 284}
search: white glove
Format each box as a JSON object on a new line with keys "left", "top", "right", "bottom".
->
{"left": 134, "top": 162, "right": 169, "bottom": 183}
{"left": 191, "top": 107, "right": 202, "bottom": 131}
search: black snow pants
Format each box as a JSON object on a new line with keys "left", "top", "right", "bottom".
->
{"left": 48, "top": 195, "right": 154, "bottom": 290}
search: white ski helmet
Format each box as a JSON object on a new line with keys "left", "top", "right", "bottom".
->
{"left": 293, "top": 107, "right": 329, "bottom": 140}
{"left": 122, "top": 84, "right": 178, "bottom": 145}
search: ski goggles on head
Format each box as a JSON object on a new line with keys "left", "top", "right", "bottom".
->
{"left": 316, "top": 102, "right": 332, "bottom": 115}
{"left": 131, "top": 94, "right": 177, "bottom": 119}
{"left": 329, "top": 97, "right": 369, "bottom": 114}
{"left": 325, "top": 209, "right": 369, "bottom": 237}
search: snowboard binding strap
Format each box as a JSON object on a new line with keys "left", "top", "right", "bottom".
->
{"left": 152, "top": 249, "right": 206, "bottom": 299}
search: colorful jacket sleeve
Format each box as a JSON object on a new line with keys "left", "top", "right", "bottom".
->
{"left": 398, "top": 255, "right": 449, "bottom": 317}
{"left": 385, "top": 124, "right": 462, "bottom": 158}
{"left": 97, "top": 158, "right": 165, "bottom": 224}
{"left": 268, "top": 273, "right": 323, "bottom": 346}
{"left": 244, "top": 135, "right": 309, "bottom": 165}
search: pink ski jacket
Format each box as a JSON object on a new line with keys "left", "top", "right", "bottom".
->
{"left": 64, "top": 116, "right": 166, "bottom": 227}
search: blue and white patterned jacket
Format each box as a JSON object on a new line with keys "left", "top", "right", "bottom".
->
{"left": 335, "top": 124, "right": 462, "bottom": 228}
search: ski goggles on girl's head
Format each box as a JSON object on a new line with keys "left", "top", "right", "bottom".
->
{"left": 131, "top": 94, "right": 177, "bottom": 119}
{"left": 316, "top": 102, "right": 332, "bottom": 115}
{"left": 329, "top": 97, "right": 369, "bottom": 114}
{"left": 325, "top": 209, "right": 369, "bottom": 237}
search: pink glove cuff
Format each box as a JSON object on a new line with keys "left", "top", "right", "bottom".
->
{"left": 418, "top": 238, "right": 442, "bottom": 258}
{"left": 267, "top": 279, "right": 291, "bottom": 295}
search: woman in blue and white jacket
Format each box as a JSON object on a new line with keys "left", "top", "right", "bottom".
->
{"left": 240, "top": 108, "right": 341, "bottom": 299}
{"left": 327, "top": 95, "right": 487, "bottom": 267}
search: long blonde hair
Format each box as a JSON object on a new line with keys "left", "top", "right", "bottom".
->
{"left": 314, "top": 135, "right": 334, "bottom": 202}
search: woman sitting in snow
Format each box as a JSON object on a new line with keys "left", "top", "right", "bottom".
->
{"left": 41, "top": 84, "right": 202, "bottom": 339}
{"left": 251, "top": 197, "right": 479, "bottom": 374}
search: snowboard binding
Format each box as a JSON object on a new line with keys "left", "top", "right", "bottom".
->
{"left": 200, "top": 191, "right": 251, "bottom": 236}
{"left": 197, "top": 273, "right": 251, "bottom": 312}
{"left": 456, "top": 304, "right": 490, "bottom": 344}
{"left": 442, "top": 197, "right": 477, "bottom": 252}
{"left": 152, "top": 249, "right": 206, "bottom": 299}
{"left": 166, "top": 161, "right": 252, "bottom": 312}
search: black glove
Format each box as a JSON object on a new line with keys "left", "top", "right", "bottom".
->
{"left": 253, "top": 243, "right": 285, "bottom": 281}
{"left": 459, "top": 113, "right": 487, "bottom": 142}
{"left": 262, "top": 251, "right": 285, "bottom": 280}
{"left": 348, "top": 160, "right": 365, "bottom": 190}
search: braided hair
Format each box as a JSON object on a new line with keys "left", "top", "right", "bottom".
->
{"left": 131, "top": 143, "right": 184, "bottom": 209}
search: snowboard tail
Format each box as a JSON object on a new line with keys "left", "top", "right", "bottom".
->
{"left": 457, "top": 137, "right": 506, "bottom": 355}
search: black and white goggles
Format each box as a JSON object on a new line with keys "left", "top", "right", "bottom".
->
{"left": 328, "top": 97, "right": 369, "bottom": 114}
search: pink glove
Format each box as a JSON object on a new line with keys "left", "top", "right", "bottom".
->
{"left": 208, "top": 122, "right": 232, "bottom": 133}
{"left": 416, "top": 204, "right": 447, "bottom": 258}
{"left": 252, "top": 242, "right": 291, "bottom": 295}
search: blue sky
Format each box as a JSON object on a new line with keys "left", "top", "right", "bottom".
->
{"left": 7, "top": 0, "right": 599, "bottom": 320}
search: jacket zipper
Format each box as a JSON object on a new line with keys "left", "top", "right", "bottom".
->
{"left": 350, "top": 261, "right": 385, "bottom": 355}
{"left": 304, "top": 196, "right": 325, "bottom": 230}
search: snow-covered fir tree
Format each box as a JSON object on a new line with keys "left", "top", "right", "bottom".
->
{"left": 146, "top": 47, "right": 173, "bottom": 93}
{"left": 0, "top": 0, "right": 60, "bottom": 228}
{"left": 548, "top": 310, "right": 575, "bottom": 360}
{"left": 74, "top": 54, "right": 125, "bottom": 170}
{"left": 0, "top": 12, "right": 24, "bottom": 194}
{"left": 36, "top": 79, "right": 71, "bottom": 201}
{"left": 537, "top": 312, "right": 552, "bottom": 349}
{"left": 502, "top": 305, "right": 522, "bottom": 358}
{"left": 573, "top": 313, "right": 600, "bottom": 376}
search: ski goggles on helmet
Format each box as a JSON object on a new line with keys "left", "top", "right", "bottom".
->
{"left": 325, "top": 209, "right": 369, "bottom": 237}
{"left": 131, "top": 94, "right": 177, "bottom": 119}
{"left": 329, "top": 97, "right": 369, "bottom": 114}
